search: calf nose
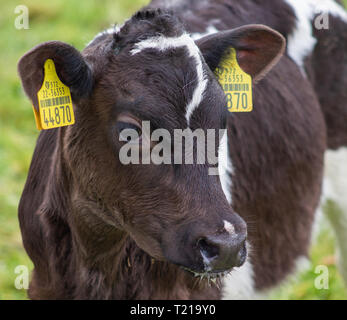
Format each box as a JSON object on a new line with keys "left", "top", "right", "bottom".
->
{"left": 197, "top": 231, "right": 247, "bottom": 272}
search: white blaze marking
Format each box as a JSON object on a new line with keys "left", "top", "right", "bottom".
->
{"left": 224, "top": 220, "right": 235, "bottom": 235}
{"left": 131, "top": 33, "right": 208, "bottom": 125}
{"left": 285, "top": 0, "right": 347, "bottom": 71}
{"left": 191, "top": 25, "right": 235, "bottom": 206}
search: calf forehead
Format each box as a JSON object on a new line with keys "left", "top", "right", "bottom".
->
{"left": 86, "top": 9, "right": 226, "bottom": 129}
{"left": 129, "top": 33, "right": 209, "bottom": 125}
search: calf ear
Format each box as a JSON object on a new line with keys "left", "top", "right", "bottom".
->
{"left": 195, "top": 24, "right": 286, "bottom": 81}
{"left": 18, "top": 41, "right": 93, "bottom": 109}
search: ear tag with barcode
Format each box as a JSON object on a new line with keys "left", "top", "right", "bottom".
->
{"left": 214, "top": 48, "right": 253, "bottom": 112}
{"left": 35, "top": 59, "right": 75, "bottom": 130}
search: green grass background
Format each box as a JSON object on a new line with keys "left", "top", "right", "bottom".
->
{"left": 0, "top": 0, "right": 346, "bottom": 300}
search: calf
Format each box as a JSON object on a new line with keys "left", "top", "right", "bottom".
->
{"left": 286, "top": 0, "right": 347, "bottom": 285}
{"left": 18, "top": 4, "right": 326, "bottom": 299}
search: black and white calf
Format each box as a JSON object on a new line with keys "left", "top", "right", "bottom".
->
{"left": 18, "top": 0, "right": 331, "bottom": 299}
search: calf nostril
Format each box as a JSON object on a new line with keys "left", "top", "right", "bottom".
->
{"left": 196, "top": 234, "right": 247, "bottom": 272}
{"left": 197, "top": 238, "right": 219, "bottom": 260}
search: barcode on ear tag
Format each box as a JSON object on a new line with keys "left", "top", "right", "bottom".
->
{"left": 36, "top": 59, "right": 75, "bottom": 130}
{"left": 214, "top": 48, "right": 253, "bottom": 112}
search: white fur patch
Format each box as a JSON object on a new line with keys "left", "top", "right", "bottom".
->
{"left": 131, "top": 34, "right": 208, "bottom": 125}
{"left": 189, "top": 25, "right": 234, "bottom": 205}
{"left": 222, "top": 245, "right": 255, "bottom": 300}
{"left": 218, "top": 131, "right": 233, "bottom": 204}
{"left": 285, "top": 0, "right": 317, "bottom": 71}
{"left": 285, "top": 0, "right": 347, "bottom": 71}
{"left": 293, "top": 255, "right": 311, "bottom": 274}
{"left": 223, "top": 220, "right": 235, "bottom": 235}
{"left": 322, "top": 147, "right": 347, "bottom": 204}
{"left": 320, "top": 147, "right": 347, "bottom": 284}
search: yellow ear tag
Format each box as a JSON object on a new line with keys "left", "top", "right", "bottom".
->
{"left": 214, "top": 48, "right": 253, "bottom": 112}
{"left": 36, "top": 59, "right": 75, "bottom": 130}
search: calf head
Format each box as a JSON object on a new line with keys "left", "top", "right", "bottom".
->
{"left": 18, "top": 10, "right": 285, "bottom": 278}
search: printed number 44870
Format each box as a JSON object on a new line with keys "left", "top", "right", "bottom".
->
{"left": 42, "top": 106, "right": 72, "bottom": 127}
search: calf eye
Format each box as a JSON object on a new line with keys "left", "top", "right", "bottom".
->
{"left": 116, "top": 122, "right": 142, "bottom": 137}
{"left": 116, "top": 114, "right": 142, "bottom": 143}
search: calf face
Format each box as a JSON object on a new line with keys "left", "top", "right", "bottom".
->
{"left": 18, "top": 10, "right": 285, "bottom": 278}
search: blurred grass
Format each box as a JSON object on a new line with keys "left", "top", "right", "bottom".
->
{"left": 0, "top": 0, "right": 346, "bottom": 300}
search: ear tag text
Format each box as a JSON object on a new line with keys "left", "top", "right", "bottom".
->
{"left": 214, "top": 48, "right": 253, "bottom": 112}
{"left": 34, "top": 59, "right": 75, "bottom": 130}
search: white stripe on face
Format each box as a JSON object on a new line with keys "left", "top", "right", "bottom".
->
{"left": 285, "top": 0, "right": 347, "bottom": 72}
{"left": 224, "top": 220, "right": 235, "bottom": 235}
{"left": 130, "top": 33, "right": 208, "bottom": 126}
